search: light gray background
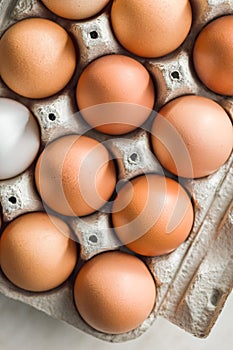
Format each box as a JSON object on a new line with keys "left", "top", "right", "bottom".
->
{"left": 0, "top": 292, "right": 233, "bottom": 350}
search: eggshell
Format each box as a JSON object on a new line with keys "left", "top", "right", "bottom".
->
{"left": 35, "top": 135, "right": 116, "bottom": 217}
{"left": 76, "top": 54, "right": 155, "bottom": 135}
{"left": 41, "top": 0, "right": 110, "bottom": 20}
{"left": 0, "top": 98, "right": 40, "bottom": 180}
{"left": 112, "top": 174, "right": 194, "bottom": 257}
{"left": 193, "top": 15, "right": 233, "bottom": 96}
{"left": 151, "top": 95, "right": 233, "bottom": 179}
{"left": 0, "top": 18, "right": 77, "bottom": 99}
{"left": 74, "top": 251, "right": 156, "bottom": 334}
{"left": 111, "top": 0, "right": 192, "bottom": 58}
{"left": 0, "top": 212, "right": 78, "bottom": 292}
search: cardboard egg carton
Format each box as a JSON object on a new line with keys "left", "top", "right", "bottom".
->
{"left": 0, "top": 0, "right": 232, "bottom": 342}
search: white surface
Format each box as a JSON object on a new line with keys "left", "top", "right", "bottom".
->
{"left": 0, "top": 98, "right": 40, "bottom": 180}
{"left": 0, "top": 292, "right": 233, "bottom": 350}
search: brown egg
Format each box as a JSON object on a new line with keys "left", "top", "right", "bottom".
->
{"left": 74, "top": 251, "right": 156, "bottom": 334}
{"left": 35, "top": 135, "right": 116, "bottom": 217}
{"left": 76, "top": 54, "right": 155, "bottom": 135}
{"left": 112, "top": 174, "right": 194, "bottom": 257}
{"left": 0, "top": 18, "right": 76, "bottom": 99}
{"left": 151, "top": 95, "right": 233, "bottom": 179}
{"left": 0, "top": 212, "right": 77, "bottom": 292}
{"left": 111, "top": 0, "right": 192, "bottom": 58}
{"left": 193, "top": 16, "right": 233, "bottom": 96}
{"left": 41, "top": 0, "right": 110, "bottom": 20}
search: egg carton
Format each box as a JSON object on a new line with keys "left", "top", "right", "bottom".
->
{"left": 0, "top": 0, "right": 233, "bottom": 343}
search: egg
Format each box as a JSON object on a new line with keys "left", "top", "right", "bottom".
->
{"left": 76, "top": 54, "right": 155, "bottom": 135}
{"left": 0, "top": 98, "right": 40, "bottom": 180}
{"left": 111, "top": 0, "right": 192, "bottom": 58}
{"left": 193, "top": 15, "right": 233, "bottom": 96}
{"left": 35, "top": 135, "right": 116, "bottom": 217}
{"left": 112, "top": 174, "right": 194, "bottom": 257}
{"left": 0, "top": 212, "right": 78, "bottom": 292}
{"left": 41, "top": 0, "right": 110, "bottom": 20}
{"left": 0, "top": 18, "right": 76, "bottom": 99}
{"left": 74, "top": 251, "right": 156, "bottom": 334}
{"left": 151, "top": 95, "right": 233, "bottom": 179}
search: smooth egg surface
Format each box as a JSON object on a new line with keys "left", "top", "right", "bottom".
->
{"left": 0, "top": 18, "right": 77, "bottom": 99}
{"left": 35, "top": 135, "right": 116, "bottom": 217}
{"left": 151, "top": 95, "right": 233, "bottom": 179}
{"left": 112, "top": 174, "right": 194, "bottom": 257}
{"left": 0, "top": 212, "right": 78, "bottom": 292}
{"left": 74, "top": 251, "right": 156, "bottom": 334}
{"left": 0, "top": 98, "right": 40, "bottom": 180}
{"left": 76, "top": 54, "right": 155, "bottom": 135}
{"left": 193, "top": 15, "right": 233, "bottom": 96}
{"left": 111, "top": 0, "right": 192, "bottom": 58}
{"left": 41, "top": 0, "right": 110, "bottom": 20}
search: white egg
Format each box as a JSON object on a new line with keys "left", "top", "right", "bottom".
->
{"left": 0, "top": 98, "right": 40, "bottom": 180}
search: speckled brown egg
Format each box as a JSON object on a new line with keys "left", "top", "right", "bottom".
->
{"left": 151, "top": 95, "right": 233, "bottom": 179}
{"left": 193, "top": 15, "right": 233, "bottom": 96}
{"left": 35, "top": 135, "right": 116, "bottom": 217}
{"left": 41, "top": 0, "right": 110, "bottom": 20}
{"left": 0, "top": 212, "right": 78, "bottom": 292}
{"left": 111, "top": 0, "right": 192, "bottom": 58}
{"left": 112, "top": 174, "right": 194, "bottom": 257}
{"left": 76, "top": 54, "right": 155, "bottom": 135}
{"left": 74, "top": 251, "right": 156, "bottom": 334}
{"left": 0, "top": 18, "right": 77, "bottom": 99}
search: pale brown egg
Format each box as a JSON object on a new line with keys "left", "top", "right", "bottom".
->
{"left": 0, "top": 212, "right": 78, "bottom": 292}
{"left": 74, "top": 251, "right": 156, "bottom": 334}
{"left": 76, "top": 54, "right": 155, "bottom": 135}
{"left": 193, "top": 15, "right": 233, "bottom": 96}
{"left": 35, "top": 135, "right": 116, "bottom": 217}
{"left": 111, "top": 0, "right": 192, "bottom": 58}
{"left": 112, "top": 174, "right": 194, "bottom": 257}
{"left": 41, "top": 0, "right": 110, "bottom": 20}
{"left": 0, "top": 18, "right": 77, "bottom": 99}
{"left": 151, "top": 95, "right": 233, "bottom": 179}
